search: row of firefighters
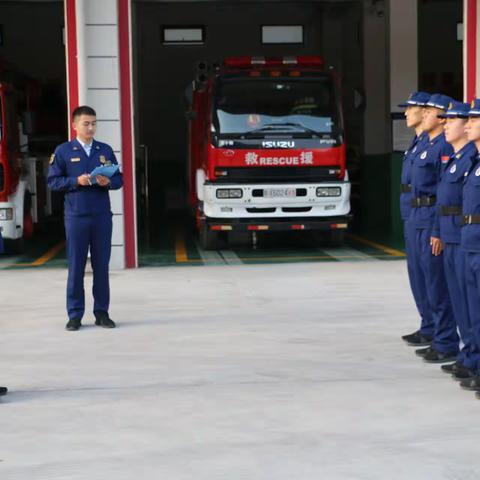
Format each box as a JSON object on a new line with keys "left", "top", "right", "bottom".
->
{"left": 399, "top": 92, "right": 480, "bottom": 398}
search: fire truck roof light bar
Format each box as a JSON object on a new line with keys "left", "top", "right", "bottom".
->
{"left": 224, "top": 56, "right": 323, "bottom": 68}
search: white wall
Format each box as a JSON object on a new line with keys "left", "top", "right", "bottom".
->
{"left": 76, "top": 0, "right": 125, "bottom": 269}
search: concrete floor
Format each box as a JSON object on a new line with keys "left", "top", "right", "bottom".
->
{"left": 1, "top": 261, "right": 478, "bottom": 480}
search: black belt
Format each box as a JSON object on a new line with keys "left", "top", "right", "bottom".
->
{"left": 400, "top": 184, "right": 412, "bottom": 193}
{"left": 411, "top": 196, "right": 436, "bottom": 207}
{"left": 462, "top": 214, "right": 480, "bottom": 225}
{"left": 440, "top": 206, "right": 462, "bottom": 216}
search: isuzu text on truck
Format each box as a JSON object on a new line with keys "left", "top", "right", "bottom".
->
{"left": 187, "top": 56, "right": 351, "bottom": 249}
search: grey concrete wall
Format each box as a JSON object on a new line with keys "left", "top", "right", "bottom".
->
{"left": 389, "top": 0, "right": 418, "bottom": 112}
{"left": 362, "top": 0, "right": 390, "bottom": 155}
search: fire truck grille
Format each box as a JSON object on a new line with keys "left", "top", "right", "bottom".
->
{"left": 213, "top": 166, "right": 340, "bottom": 183}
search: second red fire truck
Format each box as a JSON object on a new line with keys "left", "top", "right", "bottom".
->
{"left": 187, "top": 55, "right": 351, "bottom": 249}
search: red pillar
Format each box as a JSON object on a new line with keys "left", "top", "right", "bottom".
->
{"left": 64, "top": 0, "right": 79, "bottom": 140}
{"left": 465, "top": 0, "right": 477, "bottom": 101}
{"left": 118, "top": 0, "right": 138, "bottom": 268}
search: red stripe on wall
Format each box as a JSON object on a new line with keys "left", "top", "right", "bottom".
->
{"left": 64, "top": 0, "right": 79, "bottom": 139}
{"left": 466, "top": 0, "right": 477, "bottom": 101}
{"left": 118, "top": 0, "right": 138, "bottom": 268}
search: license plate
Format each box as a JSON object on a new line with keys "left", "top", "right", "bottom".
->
{"left": 263, "top": 188, "right": 296, "bottom": 198}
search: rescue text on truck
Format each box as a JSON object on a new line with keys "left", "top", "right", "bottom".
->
{"left": 187, "top": 56, "right": 351, "bottom": 250}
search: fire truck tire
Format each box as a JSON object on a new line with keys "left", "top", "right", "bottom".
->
{"left": 329, "top": 229, "right": 346, "bottom": 247}
{"left": 200, "top": 224, "right": 221, "bottom": 250}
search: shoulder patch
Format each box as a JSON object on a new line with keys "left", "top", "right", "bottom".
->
{"left": 49, "top": 154, "right": 55, "bottom": 165}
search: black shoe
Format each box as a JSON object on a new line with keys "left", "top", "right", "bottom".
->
{"left": 0, "top": 386, "right": 7, "bottom": 397}
{"left": 402, "top": 330, "right": 433, "bottom": 346}
{"left": 66, "top": 318, "right": 82, "bottom": 331}
{"left": 460, "top": 376, "right": 480, "bottom": 391}
{"left": 452, "top": 365, "right": 474, "bottom": 381}
{"left": 423, "top": 349, "right": 458, "bottom": 364}
{"left": 94, "top": 311, "right": 116, "bottom": 329}
{"left": 441, "top": 362, "right": 462, "bottom": 374}
{"left": 415, "top": 347, "right": 433, "bottom": 357}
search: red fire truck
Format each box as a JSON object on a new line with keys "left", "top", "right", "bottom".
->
{"left": 187, "top": 56, "right": 351, "bottom": 249}
{"left": 0, "top": 82, "right": 51, "bottom": 252}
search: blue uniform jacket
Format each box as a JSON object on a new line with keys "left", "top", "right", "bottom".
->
{"left": 400, "top": 133, "right": 428, "bottom": 221}
{"left": 461, "top": 151, "right": 480, "bottom": 252}
{"left": 409, "top": 133, "right": 454, "bottom": 229}
{"left": 47, "top": 139, "right": 123, "bottom": 216}
{"left": 432, "top": 142, "right": 477, "bottom": 243}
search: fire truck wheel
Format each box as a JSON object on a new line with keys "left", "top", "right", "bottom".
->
{"left": 329, "top": 229, "right": 346, "bottom": 247}
{"left": 200, "top": 224, "right": 221, "bottom": 250}
{"left": 7, "top": 237, "right": 25, "bottom": 254}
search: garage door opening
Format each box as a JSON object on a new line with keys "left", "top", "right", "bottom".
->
{"left": 0, "top": 0, "right": 67, "bottom": 265}
{"left": 133, "top": 0, "right": 364, "bottom": 262}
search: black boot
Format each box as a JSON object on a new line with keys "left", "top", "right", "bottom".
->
{"left": 94, "top": 311, "right": 116, "bottom": 329}
{"left": 401, "top": 330, "right": 433, "bottom": 346}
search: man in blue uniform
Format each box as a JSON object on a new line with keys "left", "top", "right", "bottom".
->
{"left": 430, "top": 101, "right": 477, "bottom": 378}
{"left": 458, "top": 99, "right": 480, "bottom": 395}
{"left": 408, "top": 94, "right": 459, "bottom": 363}
{"left": 48, "top": 106, "right": 123, "bottom": 331}
{"left": 399, "top": 92, "right": 433, "bottom": 347}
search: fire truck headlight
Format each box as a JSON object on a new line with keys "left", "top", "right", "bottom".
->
{"left": 216, "top": 188, "right": 243, "bottom": 199}
{"left": 0, "top": 208, "right": 14, "bottom": 221}
{"left": 316, "top": 187, "right": 341, "bottom": 197}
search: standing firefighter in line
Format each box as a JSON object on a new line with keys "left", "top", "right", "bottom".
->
{"left": 48, "top": 106, "right": 123, "bottom": 331}
{"left": 399, "top": 92, "right": 433, "bottom": 347}
{"left": 430, "top": 101, "right": 477, "bottom": 379}
{"left": 458, "top": 99, "right": 480, "bottom": 397}
{"left": 407, "top": 94, "right": 459, "bottom": 363}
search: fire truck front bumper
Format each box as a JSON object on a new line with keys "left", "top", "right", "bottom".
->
{"left": 0, "top": 203, "right": 20, "bottom": 240}
{"left": 202, "top": 181, "right": 351, "bottom": 219}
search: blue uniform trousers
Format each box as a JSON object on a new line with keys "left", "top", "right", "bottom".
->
{"left": 404, "top": 221, "right": 433, "bottom": 335}
{"left": 65, "top": 213, "right": 113, "bottom": 320}
{"left": 410, "top": 226, "right": 459, "bottom": 353}
{"left": 443, "top": 244, "right": 477, "bottom": 369}
{"left": 464, "top": 252, "right": 480, "bottom": 373}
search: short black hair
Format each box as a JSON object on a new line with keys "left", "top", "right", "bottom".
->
{"left": 72, "top": 105, "right": 96, "bottom": 120}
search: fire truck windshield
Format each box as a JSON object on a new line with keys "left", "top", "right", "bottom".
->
{"left": 213, "top": 76, "right": 342, "bottom": 138}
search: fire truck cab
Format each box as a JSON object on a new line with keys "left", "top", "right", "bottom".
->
{"left": 0, "top": 82, "right": 50, "bottom": 252}
{"left": 187, "top": 56, "right": 351, "bottom": 250}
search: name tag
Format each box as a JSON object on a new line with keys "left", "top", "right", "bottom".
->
{"left": 70, "top": 157, "right": 81, "bottom": 163}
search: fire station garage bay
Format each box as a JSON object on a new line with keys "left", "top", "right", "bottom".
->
{"left": 0, "top": 0, "right": 465, "bottom": 269}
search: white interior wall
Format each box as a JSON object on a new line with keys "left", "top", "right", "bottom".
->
{"left": 76, "top": 0, "right": 125, "bottom": 269}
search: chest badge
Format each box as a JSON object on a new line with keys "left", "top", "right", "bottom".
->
{"left": 99, "top": 155, "right": 106, "bottom": 164}
{"left": 70, "top": 157, "right": 81, "bottom": 163}
{"left": 420, "top": 151, "right": 427, "bottom": 160}
{"left": 450, "top": 164, "right": 457, "bottom": 174}
{"left": 475, "top": 167, "right": 480, "bottom": 177}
